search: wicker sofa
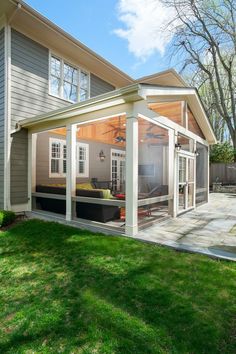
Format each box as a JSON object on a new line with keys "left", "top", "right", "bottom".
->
{"left": 35, "top": 184, "right": 120, "bottom": 223}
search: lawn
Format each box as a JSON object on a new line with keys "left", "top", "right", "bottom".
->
{"left": 0, "top": 220, "right": 235, "bottom": 354}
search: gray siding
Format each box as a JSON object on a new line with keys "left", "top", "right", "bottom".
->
{"left": 10, "top": 29, "right": 116, "bottom": 205}
{"left": 10, "top": 30, "right": 70, "bottom": 205}
{"left": 36, "top": 132, "right": 124, "bottom": 186}
{"left": 10, "top": 129, "right": 28, "bottom": 205}
{"left": 11, "top": 29, "right": 70, "bottom": 129}
{"left": 0, "top": 29, "right": 4, "bottom": 209}
{"left": 90, "top": 73, "right": 115, "bottom": 98}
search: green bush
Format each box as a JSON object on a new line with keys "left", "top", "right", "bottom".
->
{"left": 0, "top": 210, "right": 16, "bottom": 228}
{"left": 210, "top": 142, "right": 235, "bottom": 163}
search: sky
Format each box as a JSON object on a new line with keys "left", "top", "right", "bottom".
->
{"left": 23, "top": 0, "right": 178, "bottom": 79}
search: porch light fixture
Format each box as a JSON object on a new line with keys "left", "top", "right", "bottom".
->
{"left": 195, "top": 150, "right": 200, "bottom": 156}
{"left": 175, "top": 143, "right": 181, "bottom": 152}
{"left": 99, "top": 150, "right": 106, "bottom": 162}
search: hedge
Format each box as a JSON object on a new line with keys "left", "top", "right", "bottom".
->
{"left": 0, "top": 210, "right": 16, "bottom": 228}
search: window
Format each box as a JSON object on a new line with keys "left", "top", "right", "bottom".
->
{"left": 77, "top": 143, "right": 89, "bottom": 177}
{"left": 50, "top": 139, "right": 67, "bottom": 177}
{"left": 49, "top": 54, "right": 90, "bottom": 103}
{"left": 49, "top": 139, "right": 89, "bottom": 178}
{"left": 80, "top": 71, "right": 89, "bottom": 101}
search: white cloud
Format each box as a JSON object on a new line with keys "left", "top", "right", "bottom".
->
{"left": 114, "top": 0, "right": 178, "bottom": 61}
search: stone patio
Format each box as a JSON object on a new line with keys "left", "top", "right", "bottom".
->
{"left": 136, "top": 193, "right": 236, "bottom": 261}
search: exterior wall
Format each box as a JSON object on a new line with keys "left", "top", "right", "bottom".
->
{"left": 10, "top": 29, "right": 116, "bottom": 206}
{"left": 0, "top": 29, "right": 5, "bottom": 209}
{"left": 10, "top": 129, "right": 28, "bottom": 206}
{"left": 36, "top": 132, "right": 124, "bottom": 186}
{"left": 90, "top": 73, "right": 115, "bottom": 97}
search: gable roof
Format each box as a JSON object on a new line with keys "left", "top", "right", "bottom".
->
{"left": 18, "top": 83, "right": 217, "bottom": 144}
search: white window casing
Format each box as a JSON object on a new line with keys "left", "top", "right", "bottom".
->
{"left": 49, "top": 138, "right": 89, "bottom": 178}
{"left": 49, "top": 52, "right": 90, "bottom": 103}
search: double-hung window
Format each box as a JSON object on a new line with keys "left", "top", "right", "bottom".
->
{"left": 49, "top": 54, "right": 90, "bottom": 103}
{"left": 49, "top": 139, "right": 89, "bottom": 178}
{"left": 50, "top": 138, "right": 67, "bottom": 177}
{"left": 77, "top": 143, "right": 89, "bottom": 177}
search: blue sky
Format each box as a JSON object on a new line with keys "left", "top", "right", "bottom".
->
{"left": 24, "top": 0, "right": 175, "bottom": 79}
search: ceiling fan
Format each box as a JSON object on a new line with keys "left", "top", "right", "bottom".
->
{"left": 145, "top": 132, "right": 164, "bottom": 139}
{"left": 102, "top": 116, "right": 126, "bottom": 143}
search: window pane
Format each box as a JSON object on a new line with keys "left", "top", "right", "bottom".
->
{"left": 63, "top": 82, "right": 78, "bottom": 102}
{"left": 80, "top": 88, "right": 88, "bottom": 102}
{"left": 63, "top": 160, "right": 66, "bottom": 174}
{"left": 64, "top": 63, "right": 78, "bottom": 84}
{"left": 51, "top": 142, "right": 60, "bottom": 158}
{"left": 50, "top": 77, "right": 60, "bottom": 96}
{"left": 63, "top": 145, "right": 67, "bottom": 159}
{"left": 51, "top": 159, "right": 59, "bottom": 173}
{"left": 79, "top": 161, "right": 85, "bottom": 174}
{"left": 51, "top": 57, "right": 61, "bottom": 78}
{"left": 80, "top": 71, "right": 88, "bottom": 89}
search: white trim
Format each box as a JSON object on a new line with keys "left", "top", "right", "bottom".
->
{"left": 66, "top": 123, "right": 77, "bottom": 221}
{"left": 49, "top": 137, "right": 89, "bottom": 178}
{"left": 49, "top": 51, "right": 90, "bottom": 103}
{"left": 76, "top": 142, "right": 89, "bottom": 178}
{"left": 4, "top": 25, "right": 11, "bottom": 210}
{"left": 125, "top": 116, "right": 138, "bottom": 236}
{"left": 49, "top": 137, "right": 66, "bottom": 178}
{"left": 110, "top": 148, "right": 126, "bottom": 191}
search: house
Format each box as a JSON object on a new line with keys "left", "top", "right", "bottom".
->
{"left": 0, "top": 0, "right": 216, "bottom": 236}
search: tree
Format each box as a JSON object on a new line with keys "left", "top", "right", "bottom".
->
{"left": 210, "top": 141, "right": 235, "bottom": 162}
{"left": 163, "top": 0, "right": 236, "bottom": 157}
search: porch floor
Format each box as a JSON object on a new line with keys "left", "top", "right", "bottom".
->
{"left": 136, "top": 193, "right": 236, "bottom": 261}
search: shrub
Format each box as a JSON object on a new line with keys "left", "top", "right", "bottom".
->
{"left": 210, "top": 142, "right": 235, "bottom": 163}
{"left": 0, "top": 210, "right": 16, "bottom": 228}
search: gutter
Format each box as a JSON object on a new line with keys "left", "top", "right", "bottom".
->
{"left": 18, "top": 83, "right": 143, "bottom": 128}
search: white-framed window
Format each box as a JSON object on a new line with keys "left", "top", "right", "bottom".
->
{"left": 49, "top": 53, "right": 90, "bottom": 103}
{"left": 49, "top": 139, "right": 89, "bottom": 178}
{"left": 49, "top": 138, "right": 67, "bottom": 177}
{"left": 77, "top": 143, "right": 89, "bottom": 177}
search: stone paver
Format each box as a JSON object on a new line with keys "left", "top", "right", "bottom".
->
{"left": 136, "top": 193, "right": 236, "bottom": 261}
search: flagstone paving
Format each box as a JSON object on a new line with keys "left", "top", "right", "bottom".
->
{"left": 136, "top": 193, "right": 236, "bottom": 261}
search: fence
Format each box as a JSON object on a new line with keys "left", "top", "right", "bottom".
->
{"left": 210, "top": 163, "right": 236, "bottom": 185}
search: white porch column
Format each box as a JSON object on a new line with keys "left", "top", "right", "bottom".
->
{"left": 168, "top": 128, "right": 175, "bottom": 216}
{"left": 173, "top": 131, "right": 179, "bottom": 217}
{"left": 66, "top": 123, "right": 77, "bottom": 221}
{"left": 207, "top": 145, "right": 210, "bottom": 203}
{"left": 125, "top": 116, "right": 138, "bottom": 236}
{"left": 28, "top": 133, "right": 37, "bottom": 211}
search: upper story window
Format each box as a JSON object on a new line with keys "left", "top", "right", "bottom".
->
{"left": 49, "top": 54, "right": 90, "bottom": 103}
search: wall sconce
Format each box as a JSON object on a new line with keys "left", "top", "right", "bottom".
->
{"left": 99, "top": 150, "right": 106, "bottom": 162}
{"left": 195, "top": 150, "right": 200, "bottom": 156}
{"left": 175, "top": 143, "right": 181, "bottom": 152}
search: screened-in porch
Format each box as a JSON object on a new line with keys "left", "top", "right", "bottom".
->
{"left": 21, "top": 84, "right": 215, "bottom": 236}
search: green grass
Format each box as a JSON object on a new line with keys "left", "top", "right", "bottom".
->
{"left": 0, "top": 220, "right": 235, "bottom": 354}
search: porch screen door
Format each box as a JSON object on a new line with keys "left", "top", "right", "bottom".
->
{"left": 178, "top": 154, "right": 195, "bottom": 213}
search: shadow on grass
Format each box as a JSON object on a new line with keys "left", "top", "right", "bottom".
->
{"left": 0, "top": 219, "right": 236, "bottom": 353}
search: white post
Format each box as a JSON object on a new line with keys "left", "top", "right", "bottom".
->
{"left": 125, "top": 116, "right": 138, "bottom": 236}
{"left": 207, "top": 145, "right": 210, "bottom": 203}
{"left": 168, "top": 129, "right": 175, "bottom": 216}
{"left": 173, "top": 131, "right": 178, "bottom": 217}
{"left": 28, "top": 133, "right": 37, "bottom": 211}
{"left": 193, "top": 140, "right": 197, "bottom": 208}
{"left": 66, "top": 123, "right": 77, "bottom": 221}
